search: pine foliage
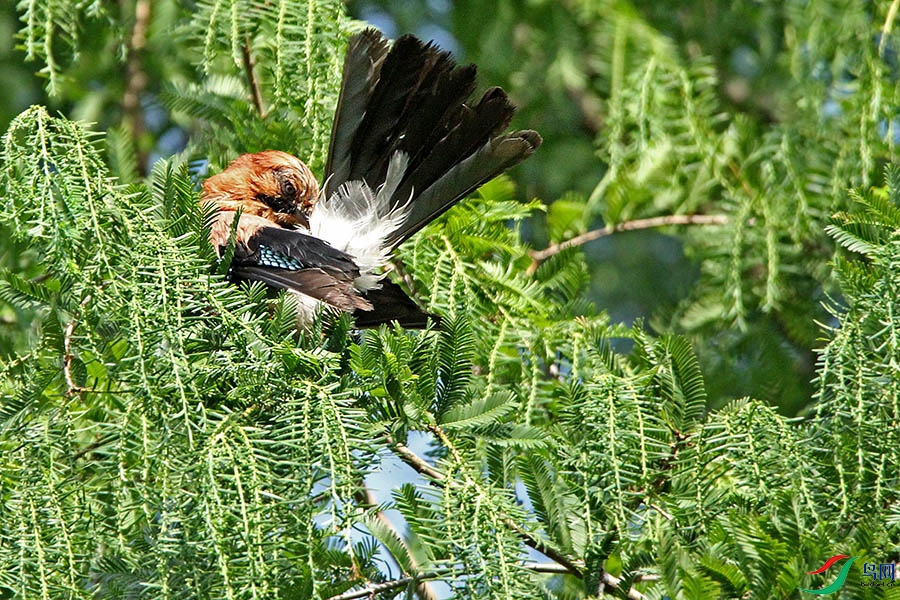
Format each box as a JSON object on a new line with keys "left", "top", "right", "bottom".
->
{"left": 170, "top": 0, "right": 346, "bottom": 173}
{"left": 489, "top": 0, "right": 900, "bottom": 409}
{"left": 3, "top": 1, "right": 900, "bottom": 599}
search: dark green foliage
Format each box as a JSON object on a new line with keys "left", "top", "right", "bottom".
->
{"left": 408, "top": 0, "right": 900, "bottom": 412}
{"left": 3, "top": 1, "right": 900, "bottom": 599}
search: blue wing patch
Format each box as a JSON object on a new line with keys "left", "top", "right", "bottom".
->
{"left": 257, "top": 245, "right": 306, "bottom": 270}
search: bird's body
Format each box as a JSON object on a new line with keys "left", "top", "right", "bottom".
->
{"left": 202, "top": 29, "right": 541, "bottom": 327}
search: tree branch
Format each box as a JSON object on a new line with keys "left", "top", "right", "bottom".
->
{"left": 648, "top": 503, "right": 674, "bottom": 521}
{"left": 388, "top": 429, "right": 647, "bottom": 598}
{"left": 881, "top": 0, "right": 900, "bottom": 57}
{"left": 499, "top": 514, "right": 584, "bottom": 577}
{"left": 427, "top": 424, "right": 587, "bottom": 577}
{"left": 391, "top": 439, "right": 445, "bottom": 481}
{"left": 326, "top": 573, "right": 428, "bottom": 600}
{"left": 527, "top": 214, "right": 728, "bottom": 274}
{"left": 242, "top": 38, "right": 266, "bottom": 118}
{"left": 325, "top": 562, "right": 646, "bottom": 600}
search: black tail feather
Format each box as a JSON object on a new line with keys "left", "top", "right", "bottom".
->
{"left": 388, "top": 86, "right": 517, "bottom": 212}
{"left": 386, "top": 130, "right": 542, "bottom": 248}
{"left": 324, "top": 29, "right": 542, "bottom": 248}
{"left": 389, "top": 63, "right": 478, "bottom": 172}
{"left": 348, "top": 35, "right": 435, "bottom": 185}
{"left": 325, "top": 30, "right": 390, "bottom": 189}
{"left": 353, "top": 280, "right": 441, "bottom": 329}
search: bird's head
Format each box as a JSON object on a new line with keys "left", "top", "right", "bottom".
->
{"left": 201, "top": 150, "right": 320, "bottom": 228}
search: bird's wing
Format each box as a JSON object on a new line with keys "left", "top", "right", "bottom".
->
{"left": 210, "top": 211, "right": 371, "bottom": 311}
{"left": 231, "top": 266, "right": 371, "bottom": 311}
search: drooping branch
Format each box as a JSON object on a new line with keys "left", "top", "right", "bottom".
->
{"left": 881, "top": 0, "right": 900, "bottom": 56}
{"left": 426, "top": 424, "right": 586, "bottom": 577}
{"left": 354, "top": 485, "right": 440, "bottom": 600}
{"left": 326, "top": 573, "right": 429, "bottom": 600}
{"left": 527, "top": 214, "right": 728, "bottom": 274}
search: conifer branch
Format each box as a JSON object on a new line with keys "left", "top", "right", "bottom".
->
{"left": 324, "top": 562, "right": 645, "bottom": 600}
{"left": 881, "top": 0, "right": 900, "bottom": 56}
{"left": 726, "top": 159, "right": 755, "bottom": 199}
{"left": 427, "top": 424, "right": 588, "bottom": 576}
{"left": 389, "top": 428, "right": 646, "bottom": 597}
{"left": 395, "top": 428, "right": 584, "bottom": 577}
{"left": 498, "top": 514, "right": 584, "bottom": 577}
{"left": 327, "top": 566, "right": 567, "bottom": 600}
{"left": 326, "top": 573, "right": 430, "bottom": 600}
{"left": 392, "top": 439, "right": 445, "bottom": 481}
{"left": 242, "top": 38, "right": 266, "bottom": 118}
{"left": 324, "top": 564, "right": 590, "bottom": 600}
{"left": 427, "top": 423, "right": 464, "bottom": 467}
{"left": 527, "top": 214, "right": 728, "bottom": 274}
{"left": 648, "top": 502, "right": 673, "bottom": 521}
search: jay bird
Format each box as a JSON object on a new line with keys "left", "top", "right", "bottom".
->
{"left": 202, "top": 29, "right": 541, "bottom": 328}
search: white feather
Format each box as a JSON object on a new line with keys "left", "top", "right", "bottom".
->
{"left": 289, "top": 290, "right": 327, "bottom": 324}
{"left": 309, "top": 151, "right": 412, "bottom": 291}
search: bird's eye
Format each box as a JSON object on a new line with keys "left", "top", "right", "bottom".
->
{"left": 282, "top": 180, "right": 297, "bottom": 197}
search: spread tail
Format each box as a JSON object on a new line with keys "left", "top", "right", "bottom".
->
{"left": 320, "top": 29, "right": 542, "bottom": 252}
{"left": 313, "top": 29, "right": 541, "bottom": 329}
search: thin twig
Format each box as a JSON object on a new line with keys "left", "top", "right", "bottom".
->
{"left": 430, "top": 424, "right": 588, "bottom": 575}
{"left": 242, "top": 38, "right": 266, "bottom": 118}
{"left": 426, "top": 424, "right": 465, "bottom": 466}
{"left": 610, "top": 572, "right": 649, "bottom": 600}
{"left": 325, "top": 565, "right": 645, "bottom": 600}
{"left": 326, "top": 574, "right": 426, "bottom": 600}
{"left": 71, "top": 437, "right": 106, "bottom": 461}
{"left": 392, "top": 439, "right": 445, "bottom": 481}
{"left": 881, "top": 0, "right": 900, "bottom": 57}
{"left": 726, "top": 160, "right": 755, "bottom": 200}
{"left": 523, "top": 561, "right": 575, "bottom": 574}
{"left": 500, "top": 515, "right": 584, "bottom": 577}
{"left": 648, "top": 503, "right": 674, "bottom": 521}
{"left": 402, "top": 428, "right": 584, "bottom": 576}
{"left": 527, "top": 214, "right": 728, "bottom": 274}
{"left": 428, "top": 424, "right": 584, "bottom": 575}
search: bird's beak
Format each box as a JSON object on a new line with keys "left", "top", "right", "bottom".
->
{"left": 289, "top": 206, "right": 310, "bottom": 229}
